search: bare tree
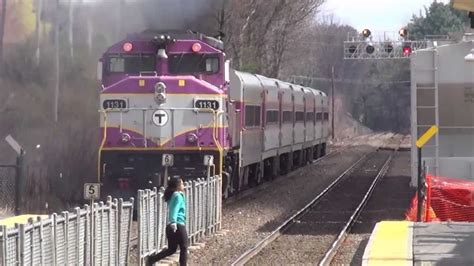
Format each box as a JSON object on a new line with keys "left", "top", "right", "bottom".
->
{"left": 237, "top": 0, "right": 257, "bottom": 69}
{"left": 224, "top": 0, "right": 324, "bottom": 77}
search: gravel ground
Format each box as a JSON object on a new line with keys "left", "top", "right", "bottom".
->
{"left": 127, "top": 133, "right": 396, "bottom": 265}
{"left": 247, "top": 151, "right": 391, "bottom": 265}
{"left": 189, "top": 144, "right": 377, "bottom": 265}
{"left": 330, "top": 150, "right": 414, "bottom": 265}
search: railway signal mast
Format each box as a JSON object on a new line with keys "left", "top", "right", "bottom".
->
{"left": 344, "top": 28, "right": 427, "bottom": 59}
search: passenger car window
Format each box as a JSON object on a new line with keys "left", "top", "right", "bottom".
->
{"left": 245, "top": 106, "right": 261, "bottom": 127}
{"left": 266, "top": 110, "right": 279, "bottom": 124}
{"left": 283, "top": 111, "right": 293, "bottom": 123}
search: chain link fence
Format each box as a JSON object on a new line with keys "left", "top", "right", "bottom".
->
{"left": 137, "top": 175, "right": 222, "bottom": 265}
{"left": 0, "top": 166, "right": 16, "bottom": 216}
{"left": 0, "top": 196, "right": 134, "bottom": 265}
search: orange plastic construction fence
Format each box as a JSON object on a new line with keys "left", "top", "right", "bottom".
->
{"left": 406, "top": 174, "right": 474, "bottom": 222}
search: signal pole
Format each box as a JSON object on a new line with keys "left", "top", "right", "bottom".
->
{"left": 331, "top": 66, "right": 335, "bottom": 140}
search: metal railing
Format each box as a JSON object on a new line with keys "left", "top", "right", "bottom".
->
{"left": 0, "top": 175, "right": 224, "bottom": 265}
{"left": 0, "top": 197, "right": 134, "bottom": 265}
{"left": 137, "top": 175, "right": 222, "bottom": 265}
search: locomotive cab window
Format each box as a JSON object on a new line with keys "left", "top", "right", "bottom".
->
{"left": 245, "top": 105, "right": 261, "bottom": 127}
{"left": 169, "top": 54, "right": 219, "bottom": 74}
{"left": 107, "top": 54, "right": 155, "bottom": 74}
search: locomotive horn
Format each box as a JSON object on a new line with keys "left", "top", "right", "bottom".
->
{"left": 157, "top": 48, "right": 168, "bottom": 59}
{"left": 153, "top": 34, "right": 172, "bottom": 59}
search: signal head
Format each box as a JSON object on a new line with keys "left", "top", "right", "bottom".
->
{"left": 366, "top": 44, "right": 375, "bottom": 54}
{"left": 362, "top": 29, "right": 372, "bottom": 38}
{"left": 402, "top": 43, "right": 412, "bottom": 56}
{"left": 348, "top": 45, "right": 357, "bottom": 55}
{"left": 399, "top": 28, "right": 408, "bottom": 38}
{"left": 385, "top": 43, "right": 393, "bottom": 54}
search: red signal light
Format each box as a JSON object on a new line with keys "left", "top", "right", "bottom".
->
{"left": 403, "top": 46, "right": 412, "bottom": 56}
{"left": 123, "top": 42, "right": 133, "bottom": 52}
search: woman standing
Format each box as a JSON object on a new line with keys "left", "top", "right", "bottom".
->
{"left": 147, "top": 177, "right": 188, "bottom": 266}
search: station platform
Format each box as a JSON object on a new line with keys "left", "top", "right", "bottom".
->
{"left": 363, "top": 221, "right": 474, "bottom": 265}
{"left": 0, "top": 214, "right": 48, "bottom": 229}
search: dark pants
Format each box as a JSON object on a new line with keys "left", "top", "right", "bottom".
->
{"left": 147, "top": 224, "right": 188, "bottom": 266}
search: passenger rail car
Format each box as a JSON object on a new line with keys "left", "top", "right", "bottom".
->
{"left": 97, "top": 30, "right": 329, "bottom": 198}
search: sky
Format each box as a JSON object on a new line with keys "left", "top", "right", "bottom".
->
{"left": 321, "top": 0, "right": 451, "bottom": 33}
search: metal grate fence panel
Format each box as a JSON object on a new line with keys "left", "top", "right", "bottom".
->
{"left": 137, "top": 175, "right": 223, "bottom": 265}
{"left": 0, "top": 196, "right": 134, "bottom": 265}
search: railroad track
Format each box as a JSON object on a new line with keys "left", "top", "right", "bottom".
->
{"left": 231, "top": 139, "right": 402, "bottom": 265}
{"left": 224, "top": 146, "right": 346, "bottom": 206}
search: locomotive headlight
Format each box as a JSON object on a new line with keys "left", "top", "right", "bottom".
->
{"left": 186, "top": 133, "right": 198, "bottom": 144}
{"left": 154, "top": 82, "right": 166, "bottom": 93}
{"left": 120, "top": 133, "right": 131, "bottom": 144}
{"left": 155, "top": 93, "right": 167, "bottom": 105}
{"left": 154, "top": 82, "right": 167, "bottom": 105}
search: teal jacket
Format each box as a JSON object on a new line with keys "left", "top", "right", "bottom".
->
{"left": 168, "top": 191, "right": 186, "bottom": 225}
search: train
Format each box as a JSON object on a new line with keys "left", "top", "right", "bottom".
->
{"left": 97, "top": 30, "right": 329, "bottom": 198}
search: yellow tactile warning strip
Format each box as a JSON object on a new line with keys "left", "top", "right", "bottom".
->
{"left": 362, "top": 221, "right": 413, "bottom": 266}
{"left": 0, "top": 215, "right": 48, "bottom": 229}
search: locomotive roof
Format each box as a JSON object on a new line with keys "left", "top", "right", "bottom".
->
{"left": 126, "top": 29, "right": 224, "bottom": 51}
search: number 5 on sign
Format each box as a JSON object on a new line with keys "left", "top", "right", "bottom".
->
{"left": 84, "top": 183, "right": 100, "bottom": 200}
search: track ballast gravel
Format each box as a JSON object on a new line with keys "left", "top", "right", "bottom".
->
{"left": 330, "top": 150, "right": 414, "bottom": 265}
{"left": 189, "top": 144, "right": 376, "bottom": 265}
{"left": 247, "top": 151, "right": 391, "bottom": 265}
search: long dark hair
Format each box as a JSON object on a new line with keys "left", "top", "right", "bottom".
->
{"left": 163, "top": 177, "right": 182, "bottom": 202}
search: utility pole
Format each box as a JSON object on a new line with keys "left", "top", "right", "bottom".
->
{"left": 68, "top": 0, "right": 74, "bottom": 60}
{"left": 35, "top": 0, "right": 42, "bottom": 66}
{"left": 0, "top": 0, "right": 7, "bottom": 65}
{"left": 331, "top": 66, "right": 335, "bottom": 140}
{"left": 54, "top": 0, "right": 60, "bottom": 123}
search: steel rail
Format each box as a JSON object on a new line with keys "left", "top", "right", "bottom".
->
{"left": 318, "top": 153, "right": 394, "bottom": 265}
{"left": 230, "top": 152, "right": 369, "bottom": 266}
{"left": 318, "top": 137, "right": 405, "bottom": 265}
{"left": 224, "top": 147, "right": 346, "bottom": 206}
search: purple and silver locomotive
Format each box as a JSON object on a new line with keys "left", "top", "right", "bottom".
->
{"left": 97, "top": 30, "right": 329, "bottom": 198}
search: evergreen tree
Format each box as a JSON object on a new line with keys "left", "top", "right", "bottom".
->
{"left": 407, "top": 1, "right": 467, "bottom": 39}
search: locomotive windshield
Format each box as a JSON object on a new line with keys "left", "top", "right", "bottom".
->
{"left": 107, "top": 54, "right": 155, "bottom": 74}
{"left": 168, "top": 54, "right": 219, "bottom": 74}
